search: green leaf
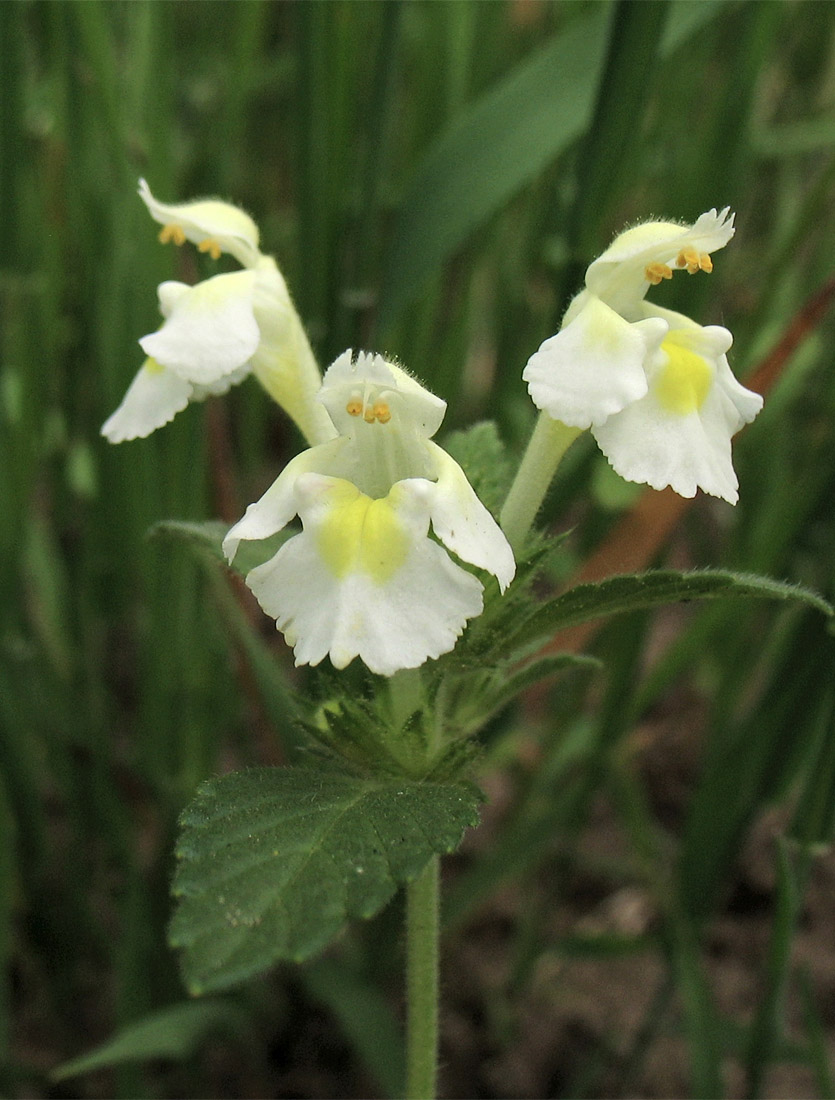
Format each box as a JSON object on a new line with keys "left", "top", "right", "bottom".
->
{"left": 488, "top": 569, "right": 833, "bottom": 662}
{"left": 170, "top": 767, "right": 482, "bottom": 993}
{"left": 51, "top": 999, "right": 249, "bottom": 1081}
{"left": 442, "top": 420, "right": 513, "bottom": 517}
{"left": 148, "top": 519, "right": 228, "bottom": 563}
{"left": 377, "top": 5, "right": 611, "bottom": 330}
{"left": 149, "top": 518, "right": 290, "bottom": 575}
{"left": 477, "top": 652, "right": 600, "bottom": 725}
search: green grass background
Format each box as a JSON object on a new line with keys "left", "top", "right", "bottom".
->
{"left": 1, "top": 1, "right": 834, "bottom": 1096}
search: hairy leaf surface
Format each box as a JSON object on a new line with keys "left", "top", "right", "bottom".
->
{"left": 171, "top": 767, "right": 482, "bottom": 993}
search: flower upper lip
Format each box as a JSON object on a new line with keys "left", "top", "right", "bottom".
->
{"left": 138, "top": 178, "right": 261, "bottom": 269}
{"left": 584, "top": 207, "right": 735, "bottom": 316}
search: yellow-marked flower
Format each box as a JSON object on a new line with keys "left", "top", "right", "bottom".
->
{"left": 101, "top": 180, "right": 333, "bottom": 446}
{"left": 523, "top": 209, "right": 762, "bottom": 503}
{"left": 223, "top": 351, "right": 516, "bottom": 676}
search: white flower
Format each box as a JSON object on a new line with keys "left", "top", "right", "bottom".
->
{"left": 523, "top": 209, "right": 763, "bottom": 503}
{"left": 223, "top": 351, "right": 516, "bottom": 677}
{"left": 101, "top": 180, "right": 332, "bottom": 446}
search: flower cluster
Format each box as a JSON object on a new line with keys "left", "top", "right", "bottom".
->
{"left": 104, "top": 185, "right": 762, "bottom": 677}
{"left": 102, "top": 181, "right": 333, "bottom": 446}
{"left": 523, "top": 209, "right": 762, "bottom": 503}
{"left": 223, "top": 351, "right": 515, "bottom": 677}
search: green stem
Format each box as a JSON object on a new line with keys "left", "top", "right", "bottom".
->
{"left": 499, "top": 412, "right": 582, "bottom": 553}
{"left": 405, "top": 855, "right": 440, "bottom": 1100}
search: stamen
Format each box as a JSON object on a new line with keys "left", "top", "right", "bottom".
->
{"left": 676, "top": 248, "right": 702, "bottom": 275}
{"left": 372, "top": 401, "right": 391, "bottom": 424}
{"left": 363, "top": 406, "right": 377, "bottom": 423}
{"left": 158, "top": 224, "right": 186, "bottom": 246}
{"left": 674, "top": 248, "right": 714, "bottom": 275}
{"left": 645, "top": 262, "right": 673, "bottom": 285}
{"left": 198, "top": 238, "right": 222, "bottom": 261}
{"left": 346, "top": 399, "right": 363, "bottom": 417}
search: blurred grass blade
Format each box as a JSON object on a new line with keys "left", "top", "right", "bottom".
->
{"left": 660, "top": 0, "right": 728, "bottom": 53}
{"left": 52, "top": 1000, "right": 250, "bottom": 1081}
{"left": 679, "top": 613, "right": 831, "bottom": 922}
{"left": 569, "top": 0, "right": 670, "bottom": 256}
{"left": 0, "top": 774, "right": 13, "bottom": 1062}
{"left": 788, "top": 682, "right": 835, "bottom": 850}
{"left": 669, "top": 917, "right": 723, "bottom": 1100}
{"left": 303, "top": 956, "right": 406, "bottom": 1099}
{"left": 744, "top": 838, "right": 804, "bottom": 1099}
{"left": 378, "top": 5, "right": 611, "bottom": 330}
{"left": 378, "top": 0, "right": 731, "bottom": 330}
{"left": 799, "top": 968, "right": 835, "bottom": 1100}
{"left": 205, "top": 569, "right": 301, "bottom": 759}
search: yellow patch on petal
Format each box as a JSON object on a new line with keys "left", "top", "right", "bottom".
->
{"left": 317, "top": 483, "right": 409, "bottom": 583}
{"left": 654, "top": 338, "right": 713, "bottom": 415}
{"left": 144, "top": 357, "right": 166, "bottom": 375}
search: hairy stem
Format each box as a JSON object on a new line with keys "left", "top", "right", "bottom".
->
{"left": 405, "top": 855, "right": 441, "bottom": 1099}
{"left": 500, "top": 412, "right": 582, "bottom": 552}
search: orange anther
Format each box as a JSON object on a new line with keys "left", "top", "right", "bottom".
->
{"left": 198, "top": 238, "right": 222, "bottom": 261}
{"left": 645, "top": 262, "right": 673, "bottom": 285}
{"left": 346, "top": 400, "right": 363, "bottom": 417}
{"left": 159, "top": 224, "right": 186, "bottom": 246}
{"left": 676, "top": 248, "right": 702, "bottom": 274}
{"left": 698, "top": 252, "right": 713, "bottom": 273}
{"left": 373, "top": 402, "right": 391, "bottom": 424}
{"left": 363, "top": 406, "right": 376, "bottom": 423}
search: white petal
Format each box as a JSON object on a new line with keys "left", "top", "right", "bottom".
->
{"left": 191, "top": 361, "right": 251, "bottom": 400}
{"left": 592, "top": 380, "right": 744, "bottom": 503}
{"left": 523, "top": 295, "right": 665, "bottom": 429}
{"left": 424, "top": 441, "right": 515, "bottom": 591}
{"left": 139, "top": 271, "right": 259, "bottom": 385}
{"left": 682, "top": 207, "right": 736, "bottom": 255}
{"left": 138, "top": 178, "right": 261, "bottom": 268}
{"left": 245, "top": 477, "right": 483, "bottom": 676}
{"left": 156, "top": 280, "right": 191, "bottom": 318}
{"left": 713, "top": 351, "right": 762, "bottom": 431}
{"left": 101, "top": 360, "right": 193, "bottom": 442}
{"left": 222, "top": 439, "right": 349, "bottom": 561}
